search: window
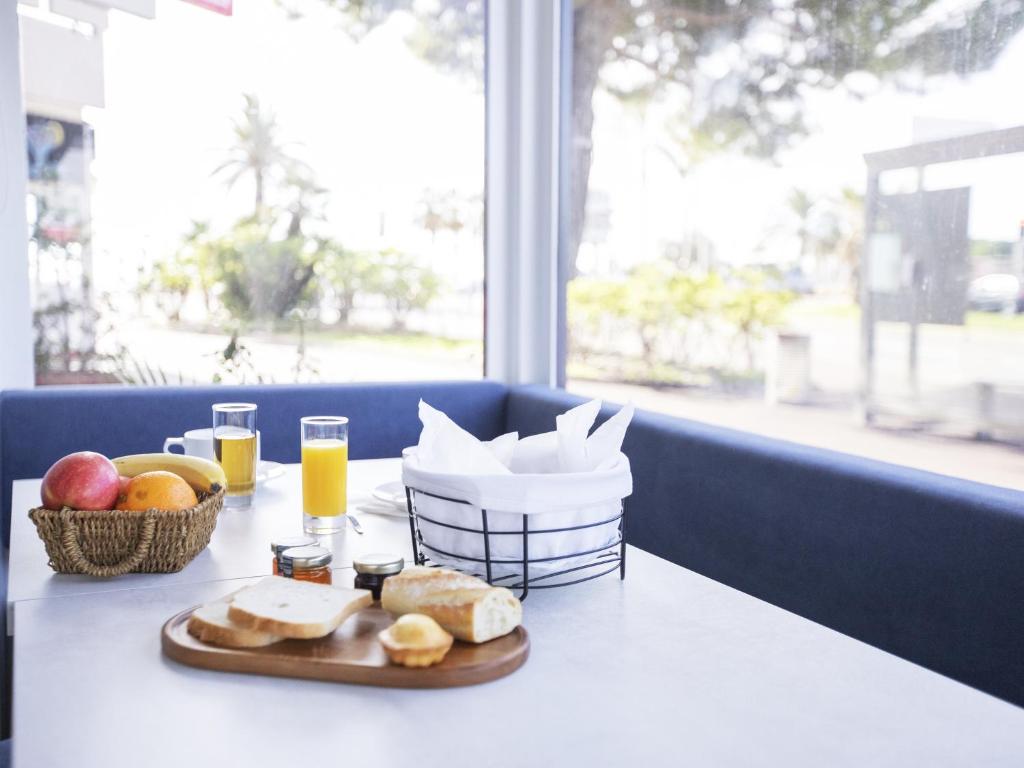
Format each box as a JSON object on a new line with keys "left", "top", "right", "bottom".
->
{"left": 20, "top": 0, "right": 484, "bottom": 386}
{"left": 564, "top": 0, "right": 1024, "bottom": 490}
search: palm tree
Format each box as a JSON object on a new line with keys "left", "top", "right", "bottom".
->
{"left": 283, "top": 168, "right": 328, "bottom": 238}
{"left": 213, "top": 94, "right": 306, "bottom": 216}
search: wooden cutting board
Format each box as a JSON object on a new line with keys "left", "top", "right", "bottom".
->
{"left": 162, "top": 604, "right": 529, "bottom": 688}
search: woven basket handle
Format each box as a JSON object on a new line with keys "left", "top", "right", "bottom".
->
{"left": 59, "top": 509, "right": 158, "bottom": 577}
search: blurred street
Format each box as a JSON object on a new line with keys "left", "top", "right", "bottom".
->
{"left": 114, "top": 323, "right": 481, "bottom": 385}
{"left": 115, "top": 315, "right": 1024, "bottom": 492}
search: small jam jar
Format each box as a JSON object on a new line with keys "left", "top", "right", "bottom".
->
{"left": 353, "top": 553, "right": 404, "bottom": 600}
{"left": 279, "top": 545, "right": 333, "bottom": 584}
{"left": 270, "top": 536, "right": 317, "bottom": 574}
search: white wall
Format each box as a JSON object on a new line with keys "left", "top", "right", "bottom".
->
{"left": 20, "top": 14, "right": 105, "bottom": 115}
{"left": 0, "top": 0, "right": 34, "bottom": 389}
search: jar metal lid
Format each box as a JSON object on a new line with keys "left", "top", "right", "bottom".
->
{"left": 353, "top": 553, "right": 404, "bottom": 575}
{"left": 270, "top": 536, "right": 317, "bottom": 556}
{"left": 280, "top": 545, "right": 333, "bottom": 569}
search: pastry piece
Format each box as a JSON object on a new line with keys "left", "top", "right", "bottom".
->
{"left": 187, "top": 595, "right": 282, "bottom": 648}
{"left": 379, "top": 613, "right": 454, "bottom": 668}
{"left": 228, "top": 576, "right": 372, "bottom": 640}
{"left": 382, "top": 567, "right": 523, "bottom": 643}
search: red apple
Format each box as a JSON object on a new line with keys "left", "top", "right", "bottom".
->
{"left": 116, "top": 475, "right": 132, "bottom": 506}
{"left": 40, "top": 452, "right": 120, "bottom": 511}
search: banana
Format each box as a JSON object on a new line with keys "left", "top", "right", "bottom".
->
{"left": 111, "top": 453, "right": 227, "bottom": 494}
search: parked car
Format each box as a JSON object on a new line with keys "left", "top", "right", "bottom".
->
{"left": 967, "top": 273, "right": 1023, "bottom": 313}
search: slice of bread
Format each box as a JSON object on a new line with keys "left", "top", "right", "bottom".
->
{"left": 187, "top": 595, "right": 282, "bottom": 648}
{"left": 227, "top": 576, "right": 372, "bottom": 640}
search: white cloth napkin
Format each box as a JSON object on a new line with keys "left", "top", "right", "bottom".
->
{"left": 415, "top": 398, "right": 634, "bottom": 478}
{"left": 416, "top": 401, "right": 516, "bottom": 474}
{"left": 509, "top": 399, "right": 636, "bottom": 474}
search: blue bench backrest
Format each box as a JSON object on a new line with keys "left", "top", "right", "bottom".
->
{"left": 0, "top": 380, "right": 508, "bottom": 545}
{"left": 506, "top": 384, "right": 1024, "bottom": 708}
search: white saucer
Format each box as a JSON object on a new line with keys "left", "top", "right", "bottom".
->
{"left": 256, "top": 460, "right": 285, "bottom": 486}
{"left": 372, "top": 480, "right": 407, "bottom": 509}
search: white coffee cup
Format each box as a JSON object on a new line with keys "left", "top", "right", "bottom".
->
{"left": 164, "top": 428, "right": 262, "bottom": 463}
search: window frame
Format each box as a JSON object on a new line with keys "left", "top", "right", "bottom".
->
{"left": 0, "top": 1, "right": 34, "bottom": 390}
{"left": 6, "top": 1, "right": 572, "bottom": 390}
{"left": 483, "top": 0, "right": 565, "bottom": 388}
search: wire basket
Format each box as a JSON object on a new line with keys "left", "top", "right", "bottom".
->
{"left": 404, "top": 486, "right": 626, "bottom": 600}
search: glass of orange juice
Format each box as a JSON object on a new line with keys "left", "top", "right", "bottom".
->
{"left": 301, "top": 416, "right": 348, "bottom": 533}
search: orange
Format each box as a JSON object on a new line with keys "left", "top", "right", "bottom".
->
{"left": 116, "top": 471, "right": 198, "bottom": 511}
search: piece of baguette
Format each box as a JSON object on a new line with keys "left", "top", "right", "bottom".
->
{"left": 379, "top": 566, "right": 490, "bottom": 615}
{"left": 187, "top": 595, "right": 282, "bottom": 648}
{"left": 227, "top": 576, "right": 372, "bottom": 640}
{"left": 381, "top": 567, "right": 522, "bottom": 643}
{"left": 418, "top": 587, "right": 522, "bottom": 643}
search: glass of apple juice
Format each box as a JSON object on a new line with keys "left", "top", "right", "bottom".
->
{"left": 212, "top": 402, "right": 258, "bottom": 508}
{"left": 301, "top": 416, "right": 348, "bottom": 534}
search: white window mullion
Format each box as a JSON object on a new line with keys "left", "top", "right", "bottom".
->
{"left": 0, "top": 2, "right": 35, "bottom": 390}
{"left": 485, "top": 0, "right": 561, "bottom": 388}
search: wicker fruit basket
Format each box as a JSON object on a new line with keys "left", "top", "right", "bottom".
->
{"left": 28, "top": 489, "right": 225, "bottom": 577}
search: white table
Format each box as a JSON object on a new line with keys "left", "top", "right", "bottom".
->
{"left": 8, "top": 459, "right": 413, "bottom": 630}
{"left": 12, "top": 547, "right": 1024, "bottom": 767}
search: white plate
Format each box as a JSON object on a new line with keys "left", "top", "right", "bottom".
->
{"left": 355, "top": 502, "right": 409, "bottom": 519}
{"left": 256, "top": 461, "right": 285, "bottom": 486}
{"left": 372, "top": 481, "right": 408, "bottom": 509}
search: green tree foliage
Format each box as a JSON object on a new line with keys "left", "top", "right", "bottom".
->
{"left": 720, "top": 270, "right": 795, "bottom": 371}
{"left": 144, "top": 258, "right": 191, "bottom": 323}
{"left": 200, "top": 218, "right": 320, "bottom": 322}
{"left": 154, "top": 94, "right": 444, "bottom": 331}
{"left": 177, "top": 221, "right": 221, "bottom": 314}
{"left": 29, "top": 197, "right": 102, "bottom": 378}
{"left": 365, "top": 248, "right": 442, "bottom": 331}
{"left": 317, "top": 244, "right": 443, "bottom": 329}
{"left": 158, "top": 227, "right": 442, "bottom": 329}
{"left": 211, "top": 331, "right": 265, "bottom": 384}
{"left": 570, "top": 265, "right": 793, "bottom": 375}
{"left": 296, "top": 0, "right": 1024, "bottom": 275}
{"left": 212, "top": 93, "right": 309, "bottom": 216}
{"left": 417, "top": 189, "right": 471, "bottom": 241}
{"left": 283, "top": 0, "right": 484, "bottom": 81}
{"left": 317, "top": 243, "right": 377, "bottom": 326}
{"left": 786, "top": 186, "right": 865, "bottom": 296}
{"left": 566, "top": 0, "right": 1024, "bottom": 273}
{"left": 154, "top": 96, "right": 324, "bottom": 325}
